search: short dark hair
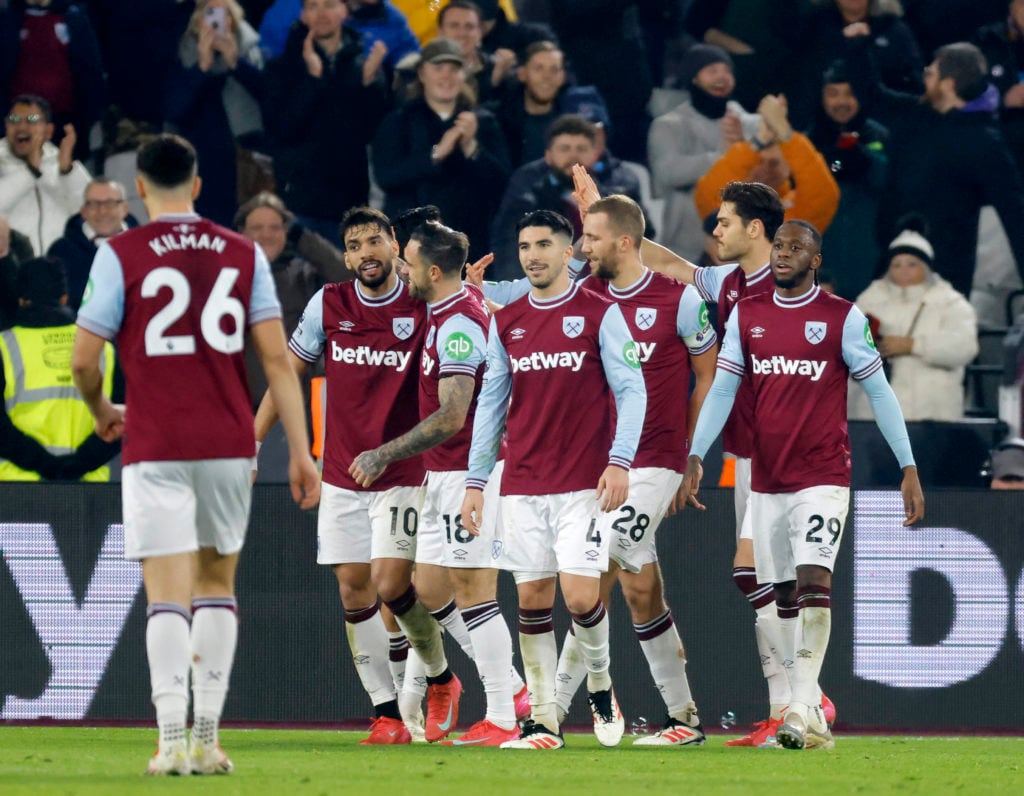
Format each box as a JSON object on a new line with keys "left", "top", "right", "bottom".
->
{"left": 438, "top": 0, "right": 482, "bottom": 27}
{"left": 524, "top": 40, "right": 561, "bottom": 64}
{"left": 720, "top": 181, "right": 786, "bottom": 239}
{"left": 515, "top": 209, "right": 574, "bottom": 241}
{"left": 393, "top": 205, "right": 442, "bottom": 255}
{"left": 545, "top": 114, "right": 597, "bottom": 148}
{"left": 137, "top": 134, "right": 197, "bottom": 190}
{"left": 778, "top": 219, "right": 823, "bottom": 250}
{"left": 234, "top": 191, "right": 293, "bottom": 230}
{"left": 409, "top": 221, "right": 470, "bottom": 275}
{"left": 17, "top": 256, "right": 67, "bottom": 304}
{"left": 589, "top": 195, "right": 645, "bottom": 249}
{"left": 936, "top": 42, "right": 988, "bottom": 101}
{"left": 340, "top": 206, "right": 393, "bottom": 242}
{"left": 9, "top": 94, "right": 51, "bottom": 122}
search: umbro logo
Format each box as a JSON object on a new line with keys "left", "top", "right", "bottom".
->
{"left": 510, "top": 327, "right": 526, "bottom": 340}
{"left": 818, "top": 546, "right": 833, "bottom": 558}
{"left": 338, "top": 320, "right": 355, "bottom": 332}
{"left": 728, "top": 290, "right": 739, "bottom": 300}
{"left": 172, "top": 223, "right": 194, "bottom": 234}
{"left": 354, "top": 655, "right": 370, "bottom": 665}
{"left": 585, "top": 550, "right": 599, "bottom": 560}
{"left": 797, "top": 648, "right": 813, "bottom": 659}
{"left": 751, "top": 326, "right": 765, "bottom": 338}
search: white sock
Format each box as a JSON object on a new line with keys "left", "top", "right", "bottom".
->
{"left": 518, "top": 608, "right": 558, "bottom": 731}
{"left": 464, "top": 601, "right": 516, "bottom": 729}
{"left": 554, "top": 629, "right": 585, "bottom": 723}
{"left": 190, "top": 598, "right": 238, "bottom": 747}
{"left": 387, "top": 631, "right": 409, "bottom": 692}
{"left": 754, "top": 606, "right": 791, "bottom": 716}
{"left": 430, "top": 600, "right": 475, "bottom": 660}
{"left": 146, "top": 603, "right": 190, "bottom": 748}
{"left": 344, "top": 602, "right": 397, "bottom": 705}
{"left": 792, "top": 605, "right": 832, "bottom": 723}
{"left": 635, "top": 611, "right": 695, "bottom": 722}
{"left": 388, "top": 588, "right": 448, "bottom": 678}
{"left": 399, "top": 647, "right": 426, "bottom": 727}
{"left": 571, "top": 602, "right": 611, "bottom": 693}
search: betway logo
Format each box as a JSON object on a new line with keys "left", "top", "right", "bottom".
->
{"left": 511, "top": 351, "right": 586, "bottom": 373}
{"left": 331, "top": 341, "right": 411, "bottom": 371}
{"left": 751, "top": 354, "right": 827, "bottom": 381}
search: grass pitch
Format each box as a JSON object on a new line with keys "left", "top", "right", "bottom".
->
{"left": 1, "top": 728, "right": 1022, "bottom": 795}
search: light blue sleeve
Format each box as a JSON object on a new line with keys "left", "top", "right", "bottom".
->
{"left": 568, "top": 257, "right": 588, "bottom": 279}
{"left": 481, "top": 277, "right": 531, "bottom": 306}
{"left": 676, "top": 287, "right": 717, "bottom": 354}
{"left": 437, "top": 314, "right": 487, "bottom": 377}
{"left": 689, "top": 370, "right": 742, "bottom": 460}
{"left": 249, "top": 244, "right": 283, "bottom": 325}
{"left": 286, "top": 288, "right": 326, "bottom": 362}
{"left": 859, "top": 369, "right": 916, "bottom": 468}
{"left": 598, "top": 303, "right": 647, "bottom": 469}
{"left": 841, "top": 304, "right": 884, "bottom": 381}
{"left": 75, "top": 242, "right": 125, "bottom": 340}
{"left": 692, "top": 263, "right": 733, "bottom": 305}
{"left": 715, "top": 304, "right": 746, "bottom": 378}
{"left": 466, "top": 315, "right": 511, "bottom": 488}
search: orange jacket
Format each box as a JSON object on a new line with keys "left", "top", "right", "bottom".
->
{"left": 694, "top": 133, "right": 840, "bottom": 234}
{"left": 395, "top": 0, "right": 518, "bottom": 45}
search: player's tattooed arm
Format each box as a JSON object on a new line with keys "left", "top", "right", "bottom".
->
{"left": 349, "top": 374, "right": 475, "bottom": 487}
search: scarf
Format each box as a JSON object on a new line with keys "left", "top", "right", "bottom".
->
{"left": 689, "top": 85, "right": 729, "bottom": 120}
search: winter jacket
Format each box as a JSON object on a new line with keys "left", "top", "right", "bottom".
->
{"left": 849, "top": 273, "right": 979, "bottom": 421}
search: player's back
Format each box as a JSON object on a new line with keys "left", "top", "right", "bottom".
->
{"left": 495, "top": 283, "right": 616, "bottom": 494}
{"left": 110, "top": 217, "right": 263, "bottom": 464}
{"left": 736, "top": 288, "right": 861, "bottom": 492}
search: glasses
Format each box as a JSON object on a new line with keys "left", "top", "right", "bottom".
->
{"left": 84, "top": 199, "right": 125, "bottom": 210}
{"left": 6, "top": 113, "right": 44, "bottom": 124}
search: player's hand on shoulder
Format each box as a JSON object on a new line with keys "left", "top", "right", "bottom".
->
{"left": 597, "top": 465, "right": 629, "bottom": 512}
{"left": 461, "top": 488, "right": 484, "bottom": 536}
{"left": 464, "top": 252, "right": 493, "bottom": 287}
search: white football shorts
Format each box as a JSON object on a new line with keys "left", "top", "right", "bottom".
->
{"left": 416, "top": 465, "right": 501, "bottom": 568}
{"left": 734, "top": 457, "right": 753, "bottom": 542}
{"left": 317, "top": 481, "right": 425, "bottom": 565}
{"left": 750, "top": 485, "right": 850, "bottom": 583}
{"left": 122, "top": 458, "right": 253, "bottom": 560}
{"left": 495, "top": 489, "right": 612, "bottom": 577}
{"left": 608, "top": 467, "right": 682, "bottom": 573}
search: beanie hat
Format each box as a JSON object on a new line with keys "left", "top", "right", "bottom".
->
{"left": 888, "top": 215, "right": 934, "bottom": 267}
{"left": 680, "top": 44, "right": 734, "bottom": 85}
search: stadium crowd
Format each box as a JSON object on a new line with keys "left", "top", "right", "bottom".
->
{"left": 0, "top": 0, "right": 1020, "bottom": 768}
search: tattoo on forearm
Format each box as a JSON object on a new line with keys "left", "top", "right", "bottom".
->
{"left": 377, "top": 375, "right": 474, "bottom": 463}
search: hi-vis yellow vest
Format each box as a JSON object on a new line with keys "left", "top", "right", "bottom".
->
{"left": 0, "top": 324, "right": 115, "bottom": 481}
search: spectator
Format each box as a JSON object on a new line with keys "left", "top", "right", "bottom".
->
{"left": 0, "top": 256, "right": 118, "bottom": 481}
{"left": 694, "top": 94, "right": 840, "bottom": 235}
{"left": 848, "top": 217, "right": 979, "bottom": 421}
{"left": 393, "top": 0, "right": 521, "bottom": 45}
{"left": 844, "top": 31, "right": 1024, "bottom": 296}
{"left": 86, "top": 0, "right": 192, "bottom": 127}
{"left": 487, "top": 40, "right": 611, "bottom": 168}
{"left": 475, "top": 0, "right": 554, "bottom": 57}
{"left": 685, "top": 0, "right": 802, "bottom": 112}
{"left": 47, "top": 177, "right": 135, "bottom": 311}
{"left": 974, "top": 0, "right": 1024, "bottom": 177}
{"left": 345, "top": 0, "right": 421, "bottom": 72}
{"left": 234, "top": 190, "right": 352, "bottom": 403}
{"left": 989, "top": 437, "right": 1024, "bottom": 489}
{"left": 265, "top": 0, "right": 388, "bottom": 247}
{"left": 648, "top": 44, "right": 760, "bottom": 261}
{"left": 373, "top": 37, "right": 510, "bottom": 260}
{"left": 1, "top": 214, "right": 34, "bottom": 329}
{"left": 0, "top": 0, "right": 107, "bottom": 163}
{"left": 489, "top": 113, "right": 644, "bottom": 279}
{"left": 257, "top": 0, "right": 302, "bottom": 60}
{"left": 551, "top": 0, "right": 654, "bottom": 162}
{"left": 0, "top": 95, "right": 91, "bottom": 255}
{"left": 788, "top": 0, "right": 923, "bottom": 130}
{"left": 435, "top": 1, "right": 517, "bottom": 105}
{"left": 806, "top": 60, "right": 889, "bottom": 300}
{"left": 166, "top": 0, "right": 268, "bottom": 227}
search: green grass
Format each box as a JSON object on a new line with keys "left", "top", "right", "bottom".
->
{"left": 0, "top": 728, "right": 1022, "bottom": 795}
